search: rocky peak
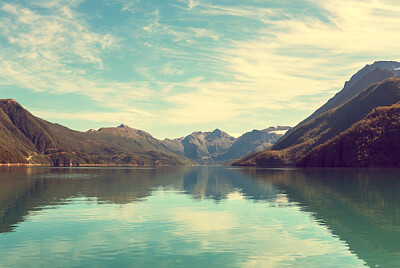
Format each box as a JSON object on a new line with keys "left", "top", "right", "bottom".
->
{"left": 0, "top": 99, "right": 21, "bottom": 109}
{"left": 371, "top": 60, "right": 400, "bottom": 72}
{"left": 262, "top": 126, "right": 291, "bottom": 133}
{"left": 345, "top": 61, "right": 400, "bottom": 90}
{"left": 1, "top": 99, "right": 17, "bottom": 104}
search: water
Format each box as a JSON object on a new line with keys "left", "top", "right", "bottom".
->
{"left": 1, "top": 167, "right": 400, "bottom": 267}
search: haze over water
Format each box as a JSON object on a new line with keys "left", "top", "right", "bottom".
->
{"left": 1, "top": 166, "right": 399, "bottom": 267}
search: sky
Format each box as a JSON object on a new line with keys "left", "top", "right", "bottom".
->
{"left": 1, "top": 0, "right": 400, "bottom": 139}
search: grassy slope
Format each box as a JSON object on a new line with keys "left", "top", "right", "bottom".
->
{"left": 297, "top": 102, "right": 400, "bottom": 167}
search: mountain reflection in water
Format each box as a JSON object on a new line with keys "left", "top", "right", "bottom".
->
{"left": 1, "top": 166, "right": 400, "bottom": 267}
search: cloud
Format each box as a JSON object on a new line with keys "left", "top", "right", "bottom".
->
{"left": 162, "top": 63, "right": 184, "bottom": 76}
{"left": 118, "top": 0, "right": 140, "bottom": 13}
{"left": 30, "top": 0, "right": 85, "bottom": 9}
{"left": 0, "top": 3, "right": 147, "bottom": 106}
{"left": 0, "top": 3, "right": 116, "bottom": 67}
{"left": 272, "top": 0, "right": 400, "bottom": 55}
{"left": 200, "top": 4, "right": 274, "bottom": 19}
{"left": 175, "top": 0, "right": 199, "bottom": 11}
{"left": 188, "top": 0, "right": 199, "bottom": 10}
{"left": 142, "top": 9, "right": 220, "bottom": 43}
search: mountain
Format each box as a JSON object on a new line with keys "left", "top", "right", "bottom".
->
{"left": 84, "top": 124, "right": 196, "bottom": 166}
{"left": 297, "top": 102, "right": 400, "bottom": 167}
{"left": 234, "top": 77, "right": 400, "bottom": 166}
{"left": 162, "top": 129, "right": 237, "bottom": 164}
{"left": 90, "top": 124, "right": 168, "bottom": 152}
{"left": 290, "top": 61, "right": 400, "bottom": 131}
{"left": 0, "top": 99, "right": 62, "bottom": 164}
{"left": 234, "top": 61, "right": 400, "bottom": 167}
{"left": 0, "top": 99, "right": 194, "bottom": 166}
{"left": 162, "top": 127, "right": 290, "bottom": 164}
{"left": 215, "top": 126, "right": 290, "bottom": 162}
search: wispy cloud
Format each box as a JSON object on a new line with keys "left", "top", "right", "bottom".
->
{"left": 1, "top": 3, "right": 115, "bottom": 67}
{"left": 201, "top": 4, "right": 274, "bottom": 19}
{"left": 188, "top": 0, "right": 199, "bottom": 10}
{"left": 156, "top": 0, "right": 400, "bottom": 127}
{"left": 118, "top": 0, "right": 140, "bottom": 13}
{"left": 272, "top": 0, "right": 400, "bottom": 55}
{"left": 162, "top": 63, "right": 185, "bottom": 76}
{"left": 0, "top": 3, "right": 151, "bottom": 107}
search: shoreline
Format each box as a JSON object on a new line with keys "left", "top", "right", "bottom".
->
{"left": 0, "top": 163, "right": 198, "bottom": 167}
{"left": 0, "top": 163, "right": 51, "bottom": 167}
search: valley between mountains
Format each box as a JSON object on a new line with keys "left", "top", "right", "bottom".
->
{"left": 3, "top": 60, "right": 400, "bottom": 167}
{"left": 0, "top": 98, "right": 289, "bottom": 166}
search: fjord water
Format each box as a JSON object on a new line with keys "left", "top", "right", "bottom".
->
{"left": 1, "top": 167, "right": 399, "bottom": 267}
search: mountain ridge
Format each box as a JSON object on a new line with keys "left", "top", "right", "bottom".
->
{"left": 162, "top": 126, "right": 290, "bottom": 164}
{"left": 233, "top": 73, "right": 400, "bottom": 167}
{"left": 281, "top": 61, "right": 400, "bottom": 141}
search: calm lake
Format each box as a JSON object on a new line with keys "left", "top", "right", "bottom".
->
{"left": 1, "top": 166, "right": 399, "bottom": 267}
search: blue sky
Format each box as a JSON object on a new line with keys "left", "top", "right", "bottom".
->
{"left": 1, "top": 0, "right": 400, "bottom": 138}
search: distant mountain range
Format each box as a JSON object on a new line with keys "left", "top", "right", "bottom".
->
{"left": 0, "top": 99, "right": 289, "bottom": 166}
{"left": 162, "top": 126, "right": 290, "bottom": 164}
{"left": 234, "top": 61, "right": 400, "bottom": 167}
